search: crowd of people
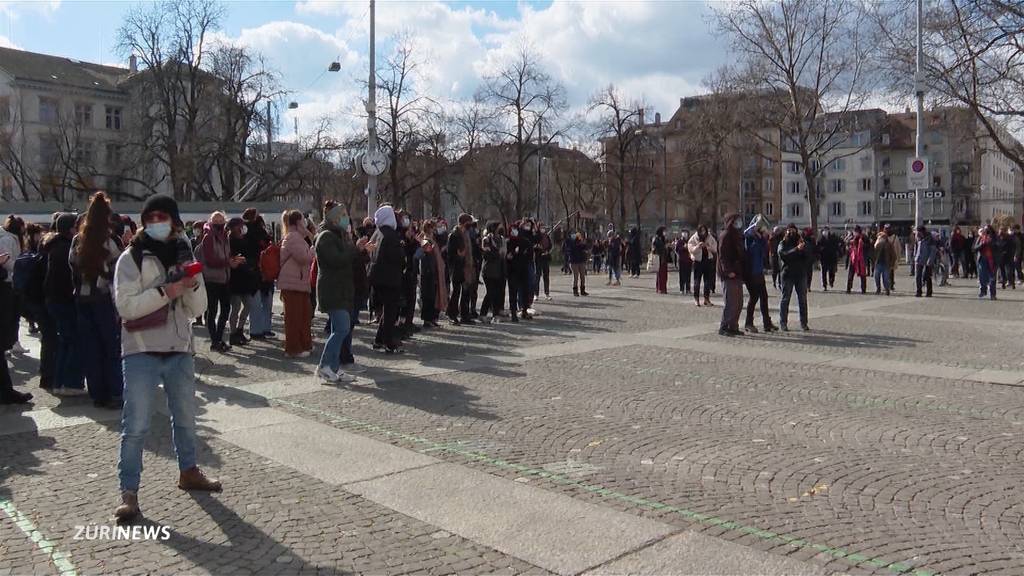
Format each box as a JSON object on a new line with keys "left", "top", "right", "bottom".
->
{"left": 0, "top": 193, "right": 1021, "bottom": 520}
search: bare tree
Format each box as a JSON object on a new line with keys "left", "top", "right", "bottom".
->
{"left": 716, "top": 0, "right": 878, "bottom": 231}
{"left": 875, "top": 0, "right": 1024, "bottom": 172}
{"left": 589, "top": 84, "right": 645, "bottom": 230}
{"left": 477, "top": 44, "right": 567, "bottom": 216}
{"left": 117, "top": 0, "right": 225, "bottom": 200}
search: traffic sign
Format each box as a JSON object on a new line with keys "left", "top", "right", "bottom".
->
{"left": 907, "top": 157, "right": 929, "bottom": 189}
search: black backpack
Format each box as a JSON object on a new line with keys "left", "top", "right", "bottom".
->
{"left": 13, "top": 251, "right": 46, "bottom": 300}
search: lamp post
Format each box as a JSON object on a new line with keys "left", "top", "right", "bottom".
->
{"left": 366, "top": 0, "right": 379, "bottom": 218}
{"left": 913, "top": 0, "right": 925, "bottom": 228}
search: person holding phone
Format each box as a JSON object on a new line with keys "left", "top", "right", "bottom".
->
{"left": 112, "top": 194, "right": 219, "bottom": 523}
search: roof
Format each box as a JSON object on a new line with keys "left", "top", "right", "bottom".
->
{"left": 0, "top": 47, "right": 129, "bottom": 93}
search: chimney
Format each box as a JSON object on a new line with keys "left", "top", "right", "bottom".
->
{"left": 129, "top": 54, "right": 138, "bottom": 73}
{"left": 655, "top": 112, "right": 661, "bottom": 125}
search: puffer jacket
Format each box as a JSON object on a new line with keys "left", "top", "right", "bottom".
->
{"left": 687, "top": 232, "right": 718, "bottom": 263}
{"left": 315, "top": 219, "right": 354, "bottom": 312}
{"left": 113, "top": 236, "right": 207, "bottom": 357}
{"left": 199, "top": 223, "right": 231, "bottom": 285}
{"left": 278, "top": 226, "right": 314, "bottom": 293}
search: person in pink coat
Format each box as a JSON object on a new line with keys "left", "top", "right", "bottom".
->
{"left": 277, "top": 210, "right": 315, "bottom": 357}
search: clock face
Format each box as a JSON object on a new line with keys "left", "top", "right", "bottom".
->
{"left": 362, "top": 150, "right": 387, "bottom": 176}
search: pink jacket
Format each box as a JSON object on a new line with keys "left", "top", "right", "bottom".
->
{"left": 277, "top": 227, "right": 314, "bottom": 293}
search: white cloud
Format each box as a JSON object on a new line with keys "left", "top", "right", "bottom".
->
{"left": 230, "top": 0, "right": 727, "bottom": 140}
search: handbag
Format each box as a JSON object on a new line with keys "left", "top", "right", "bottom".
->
{"left": 123, "top": 304, "right": 169, "bottom": 332}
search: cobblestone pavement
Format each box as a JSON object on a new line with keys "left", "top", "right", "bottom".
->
{"left": 3, "top": 270, "right": 1024, "bottom": 575}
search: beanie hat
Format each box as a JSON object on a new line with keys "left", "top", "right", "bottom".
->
{"left": 56, "top": 213, "right": 77, "bottom": 235}
{"left": 140, "top": 194, "right": 182, "bottom": 226}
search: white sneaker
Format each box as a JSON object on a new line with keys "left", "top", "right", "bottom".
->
{"left": 490, "top": 314, "right": 500, "bottom": 324}
{"left": 342, "top": 362, "right": 367, "bottom": 374}
{"left": 334, "top": 370, "right": 356, "bottom": 383}
{"left": 545, "top": 295, "right": 552, "bottom": 300}
{"left": 526, "top": 308, "right": 537, "bottom": 316}
{"left": 317, "top": 366, "right": 341, "bottom": 382}
{"left": 10, "top": 342, "right": 27, "bottom": 354}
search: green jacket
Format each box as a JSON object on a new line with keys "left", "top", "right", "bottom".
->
{"left": 315, "top": 222, "right": 354, "bottom": 312}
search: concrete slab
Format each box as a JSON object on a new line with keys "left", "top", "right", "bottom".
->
{"left": 826, "top": 357, "right": 973, "bottom": 380}
{"left": 346, "top": 463, "right": 675, "bottom": 575}
{"left": 195, "top": 403, "right": 303, "bottom": 433}
{"left": 0, "top": 404, "right": 120, "bottom": 436}
{"left": 585, "top": 531, "right": 825, "bottom": 576}
{"left": 968, "top": 369, "right": 1024, "bottom": 386}
{"left": 221, "top": 420, "right": 439, "bottom": 485}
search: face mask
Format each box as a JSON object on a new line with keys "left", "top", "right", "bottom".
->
{"left": 539, "top": 228, "right": 546, "bottom": 234}
{"left": 147, "top": 222, "right": 172, "bottom": 241}
{"left": 511, "top": 229, "right": 519, "bottom": 238}
{"left": 241, "top": 225, "right": 249, "bottom": 236}
{"left": 438, "top": 226, "right": 447, "bottom": 234}
{"left": 339, "top": 216, "right": 351, "bottom": 230}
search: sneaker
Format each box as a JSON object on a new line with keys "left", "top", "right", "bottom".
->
{"left": 342, "top": 363, "right": 367, "bottom": 374}
{"left": 526, "top": 308, "right": 537, "bottom": 316}
{"left": 61, "top": 388, "right": 89, "bottom": 397}
{"left": 545, "top": 295, "right": 552, "bottom": 300}
{"left": 317, "top": 366, "right": 341, "bottom": 382}
{"left": 490, "top": 314, "right": 501, "bottom": 324}
{"left": 801, "top": 324, "right": 811, "bottom": 331}
{"left": 334, "top": 370, "right": 356, "bottom": 383}
{"left": 580, "top": 290, "right": 589, "bottom": 296}
{"left": 780, "top": 324, "right": 789, "bottom": 332}
{"left": 385, "top": 346, "right": 404, "bottom": 355}
{"left": 744, "top": 325, "right": 759, "bottom": 334}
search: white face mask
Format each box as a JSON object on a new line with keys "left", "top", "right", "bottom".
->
{"left": 511, "top": 229, "right": 519, "bottom": 238}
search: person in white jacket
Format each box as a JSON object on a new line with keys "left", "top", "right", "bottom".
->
{"left": 687, "top": 225, "right": 718, "bottom": 307}
{"left": 111, "top": 195, "right": 220, "bottom": 524}
{"left": 0, "top": 217, "right": 25, "bottom": 355}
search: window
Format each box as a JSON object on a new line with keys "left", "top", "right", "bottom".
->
{"left": 0, "top": 97, "right": 9, "bottom": 124}
{"left": 860, "top": 178, "right": 872, "bottom": 192}
{"left": 810, "top": 159, "right": 820, "bottom": 172}
{"left": 830, "top": 158, "right": 846, "bottom": 172}
{"left": 742, "top": 180, "right": 755, "bottom": 195}
{"left": 830, "top": 179, "right": 845, "bottom": 194}
{"left": 106, "top": 143, "right": 122, "bottom": 167}
{"left": 39, "top": 136, "right": 59, "bottom": 166}
{"left": 764, "top": 178, "right": 774, "bottom": 193}
{"left": 105, "top": 106, "right": 122, "bottom": 130}
{"left": 74, "top": 103, "right": 92, "bottom": 127}
{"left": 881, "top": 199, "right": 893, "bottom": 216}
{"left": 858, "top": 200, "right": 873, "bottom": 216}
{"left": 829, "top": 202, "right": 845, "bottom": 217}
{"left": 931, "top": 197, "right": 943, "bottom": 214}
{"left": 39, "top": 97, "right": 59, "bottom": 124}
{"left": 764, "top": 158, "right": 774, "bottom": 169}
{"left": 955, "top": 197, "right": 967, "bottom": 214}
{"left": 787, "top": 161, "right": 802, "bottom": 174}
{"left": 787, "top": 203, "right": 803, "bottom": 217}
{"left": 932, "top": 176, "right": 941, "bottom": 189}
{"left": 765, "top": 202, "right": 774, "bottom": 216}
{"left": 74, "top": 140, "right": 95, "bottom": 165}
{"left": 860, "top": 154, "right": 872, "bottom": 172}
{"left": 787, "top": 181, "right": 801, "bottom": 195}
{"left": 882, "top": 177, "right": 891, "bottom": 190}
{"left": 882, "top": 133, "right": 890, "bottom": 145}
{"left": 881, "top": 156, "right": 891, "bottom": 169}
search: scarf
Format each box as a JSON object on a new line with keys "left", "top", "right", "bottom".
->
{"left": 137, "top": 233, "right": 189, "bottom": 272}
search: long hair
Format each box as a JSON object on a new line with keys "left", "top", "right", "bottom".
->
{"left": 76, "top": 192, "right": 114, "bottom": 282}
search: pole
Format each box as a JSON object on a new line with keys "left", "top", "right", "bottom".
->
{"left": 914, "top": 0, "right": 924, "bottom": 229}
{"left": 366, "top": 0, "right": 378, "bottom": 219}
{"left": 266, "top": 101, "right": 272, "bottom": 158}
{"left": 537, "top": 116, "right": 543, "bottom": 221}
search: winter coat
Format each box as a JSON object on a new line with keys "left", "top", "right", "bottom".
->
{"left": 687, "top": 232, "right": 718, "bottom": 263}
{"left": 848, "top": 235, "right": 868, "bottom": 276}
{"left": 369, "top": 225, "right": 403, "bottom": 289}
{"left": 113, "top": 235, "right": 207, "bottom": 357}
{"left": 278, "top": 226, "right": 315, "bottom": 293}
{"left": 914, "top": 235, "right": 938, "bottom": 267}
{"left": 743, "top": 229, "right": 767, "bottom": 277}
{"left": 481, "top": 233, "right": 506, "bottom": 282}
{"left": 228, "top": 236, "right": 259, "bottom": 295}
{"left": 778, "top": 236, "right": 809, "bottom": 281}
{"left": 199, "top": 224, "right": 231, "bottom": 285}
{"left": 69, "top": 235, "right": 122, "bottom": 301}
{"left": 0, "top": 227, "right": 19, "bottom": 283}
{"left": 43, "top": 234, "right": 75, "bottom": 305}
{"left": 314, "top": 221, "right": 354, "bottom": 312}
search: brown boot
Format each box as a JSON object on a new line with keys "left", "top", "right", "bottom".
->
{"left": 113, "top": 490, "right": 141, "bottom": 523}
{"left": 177, "top": 466, "right": 222, "bottom": 492}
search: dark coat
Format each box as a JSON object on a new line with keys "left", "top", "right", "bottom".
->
{"left": 717, "top": 218, "right": 745, "bottom": 281}
{"left": 43, "top": 234, "right": 74, "bottom": 305}
{"left": 370, "top": 226, "right": 403, "bottom": 289}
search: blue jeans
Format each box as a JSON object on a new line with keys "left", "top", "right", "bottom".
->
{"left": 319, "top": 309, "right": 351, "bottom": 373}
{"left": 46, "top": 301, "right": 83, "bottom": 391}
{"left": 118, "top": 353, "right": 197, "bottom": 492}
{"left": 873, "top": 262, "right": 890, "bottom": 294}
{"left": 249, "top": 286, "right": 275, "bottom": 335}
{"left": 77, "top": 297, "right": 124, "bottom": 402}
{"left": 779, "top": 275, "right": 808, "bottom": 327}
{"left": 979, "top": 259, "right": 997, "bottom": 297}
{"left": 608, "top": 262, "right": 621, "bottom": 282}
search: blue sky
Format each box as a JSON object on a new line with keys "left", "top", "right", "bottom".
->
{"left": 1, "top": 0, "right": 727, "bottom": 138}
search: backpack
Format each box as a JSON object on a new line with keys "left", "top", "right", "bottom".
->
{"left": 13, "top": 251, "right": 46, "bottom": 300}
{"left": 259, "top": 242, "right": 281, "bottom": 282}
